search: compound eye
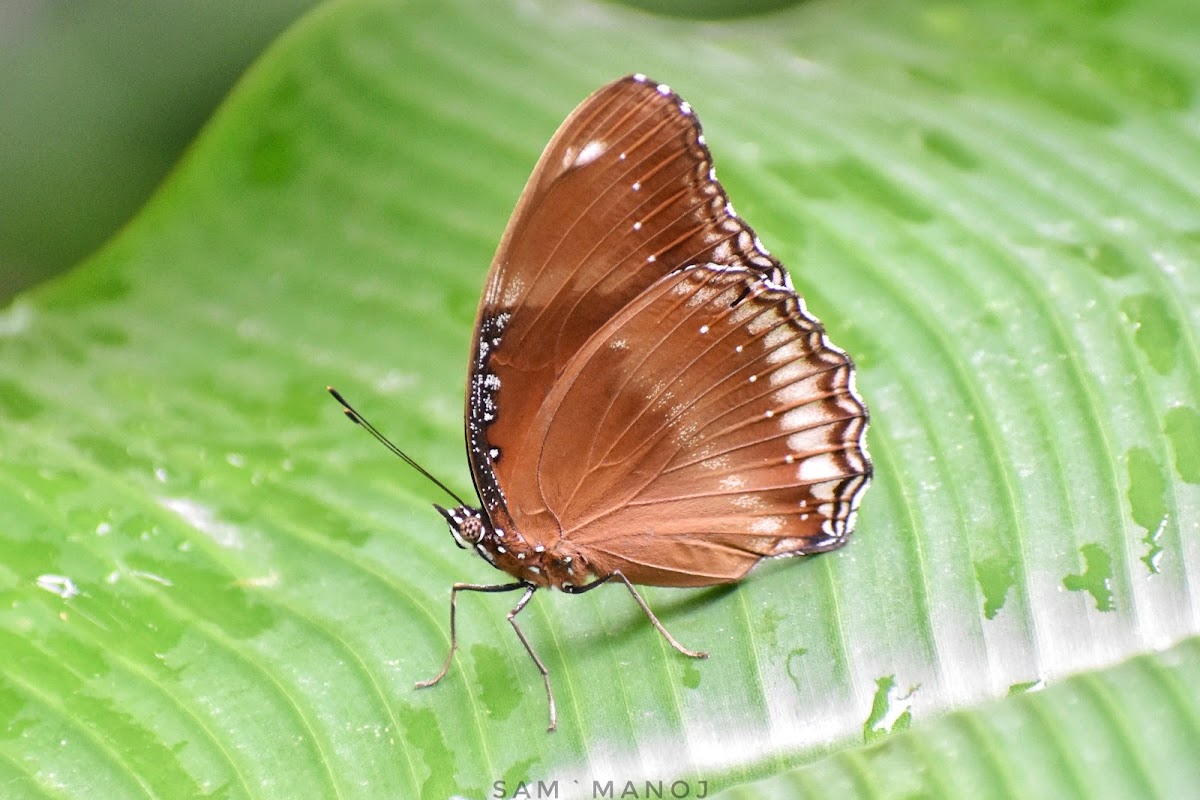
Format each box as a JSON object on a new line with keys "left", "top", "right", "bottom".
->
{"left": 457, "top": 515, "right": 484, "bottom": 545}
{"left": 434, "top": 504, "right": 484, "bottom": 548}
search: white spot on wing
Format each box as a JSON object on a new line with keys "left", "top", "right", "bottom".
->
{"left": 764, "top": 326, "right": 793, "bottom": 351}
{"left": 770, "top": 361, "right": 813, "bottom": 390}
{"left": 720, "top": 475, "right": 745, "bottom": 490}
{"left": 751, "top": 517, "right": 783, "bottom": 534}
{"left": 782, "top": 402, "right": 835, "bottom": 431}
{"left": 798, "top": 453, "right": 845, "bottom": 483}
{"left": 502, "top": 279, "right": 525, "bottom": 306}
{"left": 787, "top": 426, "right": 831, "bottom": 454}
{"left": 572, "top": 140, "right": 606, "bottom": 168}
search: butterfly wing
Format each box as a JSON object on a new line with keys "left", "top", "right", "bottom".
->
{"left": 467, "top": 75, "right": 785, "bottom": 536}
{"left": 531, "top": 264, "right": 871, "bottom": 587}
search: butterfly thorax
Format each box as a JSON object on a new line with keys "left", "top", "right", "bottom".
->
{"left": 434, "top": 504, "right": 592, "bottom": 589}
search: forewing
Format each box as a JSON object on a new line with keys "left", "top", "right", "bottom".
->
{"left": 466, "top": 75, "right": 785, "bottom": 533}
{"left": 533, "top": 264, "right": 871, "bottom": 587}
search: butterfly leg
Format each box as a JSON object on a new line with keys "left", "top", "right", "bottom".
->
{"left": 569, "top": 572, "right": 709, "bottom": 659}
{"left": 416, "top": 581, "right": 525, "bottom": 689}
{"left": 506, "top": 584, "right": 558, "bottom": 732}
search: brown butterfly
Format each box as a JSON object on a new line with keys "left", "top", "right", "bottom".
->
{"left": 331, "top": 74, "right": 871, "bottom": 731}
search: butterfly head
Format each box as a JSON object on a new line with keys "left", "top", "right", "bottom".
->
{"left": 433, "top": 504, "right": 488, "bottom": 549}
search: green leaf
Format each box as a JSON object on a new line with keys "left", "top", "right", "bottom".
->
{"left": 712, "top": 636, "right": 1200, "bottom": 799}
{"left": 1, "top": 0, "right": 1197, "bottom": 797}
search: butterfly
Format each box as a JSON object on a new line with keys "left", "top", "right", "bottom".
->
{"left": 331, "top": 74, "right": 871, "bottom": 731}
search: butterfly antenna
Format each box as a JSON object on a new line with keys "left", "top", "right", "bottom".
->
{"left": 327, "top": 386, "right": 469, "bottom": 507}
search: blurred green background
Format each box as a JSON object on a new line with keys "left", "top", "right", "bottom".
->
{"left": 0, "top": 0, "right": 319, "bottom": 299}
